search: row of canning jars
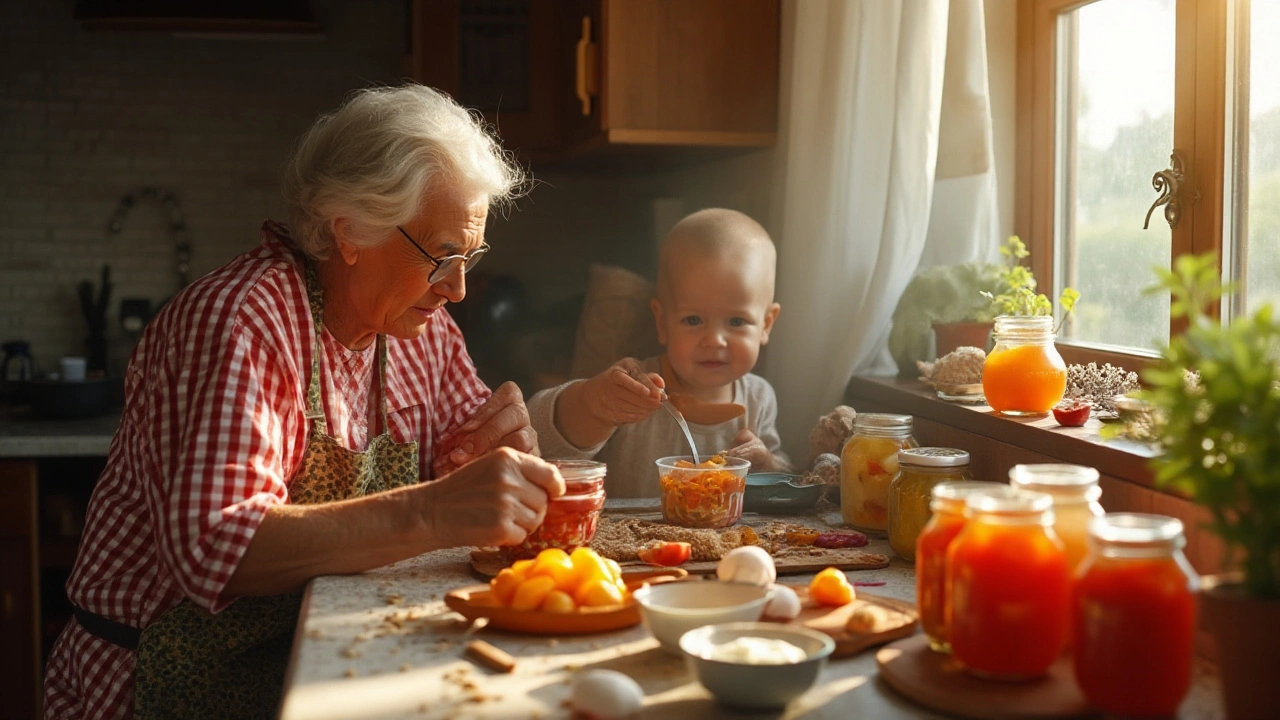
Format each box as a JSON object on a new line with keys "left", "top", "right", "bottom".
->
{"left": 917, "top": 478, "right": 1199, "bottom": 718}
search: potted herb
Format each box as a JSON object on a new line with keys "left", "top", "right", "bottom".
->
{"left": 1139, "top": 253, "right": 1280, "bottom": 720}
{"left": 889, "top": 262, "right": 1002, "bottom": 375}
{"left": 980, "top": 235, "right": 1080, "bottom": 326}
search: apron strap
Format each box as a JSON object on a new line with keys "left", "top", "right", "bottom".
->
{"left": 301, "top": 260, "right": 328, "bottom": 434}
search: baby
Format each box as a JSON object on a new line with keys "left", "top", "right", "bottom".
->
{"left": 527, "top": 208, "right": 791, "bottom": 497}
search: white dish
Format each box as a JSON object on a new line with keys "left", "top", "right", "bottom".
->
{"left": 680, "top": 622, "right": 835, "bottom": 709}
{"left": 632, "top": 581, "right": 771, "bottom": 654}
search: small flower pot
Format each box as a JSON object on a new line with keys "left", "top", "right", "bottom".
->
{"left": 1200, "top": 574, "right": 1280, "bottom": 720}
{"left": 932, "top": 321, "right": 993, "bottom": 358}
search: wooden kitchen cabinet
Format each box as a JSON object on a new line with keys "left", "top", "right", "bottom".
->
{"left": 410, "top": 0, "right": 780, "bottom": 158}
{"left": 0, "top": 461, "right": 40, "bottom": 720}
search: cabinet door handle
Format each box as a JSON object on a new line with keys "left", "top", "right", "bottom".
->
{"left": 575, "top": 16, "right": 597, "bottom": 116}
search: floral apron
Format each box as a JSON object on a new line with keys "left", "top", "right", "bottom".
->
{"left": 133, "top": 262, "right": 420, "bottom": 719}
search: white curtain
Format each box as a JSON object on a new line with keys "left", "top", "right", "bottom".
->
{"left": 765, "top": 0, "right": 1000, "bottom": 458}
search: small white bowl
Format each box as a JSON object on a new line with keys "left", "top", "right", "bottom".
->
{"left": 679, "top": 622, "right": 836, "bottom": 709}
{"left": 632, "top": 580, "right": 771, "bottom": 654}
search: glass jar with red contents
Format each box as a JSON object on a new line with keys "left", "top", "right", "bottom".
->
{"left": 503, "top": 460, "right": 606, "bottom": 560}
{"left": 1073, "top": 514, "right": 1199, "bottom": 718}
{"left": 915, "top": 480, "right": 997, "bottom": 653}
{"left": 947, "top": 488, "right": 1071, "bottom": 679}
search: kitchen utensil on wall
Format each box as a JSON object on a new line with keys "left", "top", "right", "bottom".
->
{"left": 107, "top": 186, "right": 191, "bottom": 292}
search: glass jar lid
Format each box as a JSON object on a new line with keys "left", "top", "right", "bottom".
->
{"left": 899, "top": 447, "right": 970, "bottom": 468}
{"left": 964, "top": 486, "right": 1054, "bottom": 516}
{"left": 1089, "top": 513, "right": 1185, "bottom": 550}
{"left": 854, "top": 413, "right": 913, "bottom": 430}
{"left": 1009, "top": 463, "right": 1102, "bottom": 502}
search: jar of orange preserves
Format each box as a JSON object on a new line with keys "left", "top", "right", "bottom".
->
{"left": 947, "top": 488, "right": 1070, "bottom": 679}
{"left": 915, "top": 480, "right": 995, "bottom": 653}
{"left": 981, "top": 315, "right": 1067, "bottom": 415}
{"left": 1074, "top": 514, "right": 1198, "bottom": 718}
{"left": 888, "top": 448, "right": 974, "bottom": 562}
{"left": 1010, "top": 463, "right": 1103, "bottom": 572}
{"left": 840, "top": 414, "right": 917, "bottom": 531}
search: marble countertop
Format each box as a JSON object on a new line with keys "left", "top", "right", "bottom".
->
{"left": 0, "top": 406, "right": 120, "bottom": 457}
{"left": 280, "top": 501, "right": 1224, "bottom": 720}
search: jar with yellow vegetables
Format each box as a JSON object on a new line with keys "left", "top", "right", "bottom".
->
{"left": 888, "top": 448, "right": 975, "bottom": 561}
{"left": 840, "top": 414, "right": 917, "bottom": 531}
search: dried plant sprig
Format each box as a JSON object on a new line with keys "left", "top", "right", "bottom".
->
{"left": 1064, "top": 362, "right": 1140, "bottom": 413}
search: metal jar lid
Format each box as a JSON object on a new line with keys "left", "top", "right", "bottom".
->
{"left": 898, "top": 447, "right": 970, "bottom": 468}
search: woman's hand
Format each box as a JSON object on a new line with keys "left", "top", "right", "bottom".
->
{"left": 435, "top": 381, "right": 538, "bottom": 476}
{"left": 581, "top": 358, "right": 666, "bottom": 427}
{"left": 723, "top": 428, "right": 784, "bottom": 472}
{"left": 423, "top": 447, "right": 565, "bottom": 548}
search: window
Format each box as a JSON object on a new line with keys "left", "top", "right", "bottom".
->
{"left": 1018, "top": 0, "right": 1277, "bottom": 363}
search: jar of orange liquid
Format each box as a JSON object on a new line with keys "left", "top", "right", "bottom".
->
{"left": 1074, "top": 514, "right": 1198, "bottom": 718}
{"left": 840, "top": 414, "right": 917, "bottom": 531}
{"left": 948, "top": 488, "right": 1071, "bottom": 679}
{"left": 1009, "top": 463, "right": 1103, "bottom": 572}
{"left": 981, "top": 315, "right": 1067, "bottom": 415}
{"left": 915, "top": 480, "right": 996, "bottom": 653}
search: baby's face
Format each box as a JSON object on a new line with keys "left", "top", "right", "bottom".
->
{"left": 652, "top": 252, "right": 779, "bottom": 400}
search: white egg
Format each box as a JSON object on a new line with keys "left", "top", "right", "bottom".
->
{"left": 570, "top": 669, "right": 643, "bottom": 719}
{"left": 762, "top": 583, "right": 801, "bottom": 620}
{"left": 716, "top": 545, "right": 777, "bottom": 587}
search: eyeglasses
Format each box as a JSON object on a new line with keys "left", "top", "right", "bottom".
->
{"left": 396, "top": 226, "right": 489, "bottom": 285}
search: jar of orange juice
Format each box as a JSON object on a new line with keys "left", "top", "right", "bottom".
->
{"left": 1074, "top": 514, "right": 1198, "bottom": 718}
{"left": 840, "top": 414, "right": 917, "bottom": 531}
{"left": 948, "top": 488, "right": 1070, "bottom": 679}
{"left": 915, "top": 480, "right": 995, "bottom": 653}
{"left": 981, "top": 315, "right": 1067, "bottom": 415}
{"left": 1010, "top": 463, "right": 1103, "bottom": 571}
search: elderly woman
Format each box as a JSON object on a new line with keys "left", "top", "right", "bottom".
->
{"left": 42, "top": 85, "right": 562, "bottom": 720}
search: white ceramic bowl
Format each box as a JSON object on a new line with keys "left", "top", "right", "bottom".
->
{"left": 632, "top": 580, "right": 771, "bottom": 654}
{"left": 679, "top": 622, "right": 836, "bottom": 709}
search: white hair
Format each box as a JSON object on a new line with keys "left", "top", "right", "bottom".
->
{"left": 282, "top": 84, "right": 524, "bottom": 259}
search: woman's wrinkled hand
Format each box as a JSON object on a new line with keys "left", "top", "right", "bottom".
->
{"left": 423, "top": 447, "right": 565, "bottom": 549}
{"left": 436, "top": 382, "right": 539, "bottom": 475}
{"left": 723, "top": 428, "right": 774, "bottom": 471}
{"left": 582, "top": 358, "right": 666, "bottom": 427}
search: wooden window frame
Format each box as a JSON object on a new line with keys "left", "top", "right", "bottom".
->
{"left": 1016, "top": 0, "right": 1229, "bottom": 370}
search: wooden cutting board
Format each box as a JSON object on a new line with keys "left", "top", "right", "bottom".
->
{"left": 876, "top": 634, "right": 1097, "bottom": 720}
{"left": 469, "top": 547, "right": 889, "bottom": 579}
{"left": 788, "top": 585, "right": 918, "bottom": 658}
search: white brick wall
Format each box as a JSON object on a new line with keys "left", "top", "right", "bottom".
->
{"left": 0, "top": 0, "right": 773, "bottom": 380}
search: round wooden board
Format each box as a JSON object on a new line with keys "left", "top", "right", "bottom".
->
{"left": 876, "top": 634, "right": 1098, "bottom": 720}
{"left": 786, "top": 585, "right": 919, "bottom": 658}
{"left": 444, "top": 569, "right": 687, "bottom": 635}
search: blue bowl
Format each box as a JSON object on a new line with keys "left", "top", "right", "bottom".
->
{"left": 743, "top": 472, "right": 822, "bottom": 513}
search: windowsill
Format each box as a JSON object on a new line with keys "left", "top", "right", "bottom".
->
{"left": 845, "top": 375, "right": 1172, "bottom": 494}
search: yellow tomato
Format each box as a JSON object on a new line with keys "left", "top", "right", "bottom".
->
{"left": 809, "top": 567, "right": 855, "bottom": 607}
{"left": 530, "top": 548, "right": 576, "bottom": 588}
{"left": 489, "top": 568, "right": 521, "bottom": 605}
{"left": 604, "top": 558, "right": 623, "bottom": 582}
{"left": 511, "top": 575, "right": 557, "bottom": 611}
{"left": 576, "top": 578, "right": 625, "bottom": 608}
{"left": 570, "top": 547, "right": 613, "bottom": 588}
{"left": 510, "top": 559, "right": 535, "bottom": 582}
{"left": 541, "top": 590, "right": 577, "bottom": 614}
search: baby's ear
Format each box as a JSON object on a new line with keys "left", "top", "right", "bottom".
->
{"left": 650, "top": 297, "right": 668, "bottom": 345}
{"left": 759, "top": 302, "right": 781, "bottom": 344}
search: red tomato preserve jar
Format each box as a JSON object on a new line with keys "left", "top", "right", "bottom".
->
{"left": 947, "top": 488, "right": 1071, "bottom": 679}
{"left": 915, "top": 481, "right": 997, "bottom": 653}
{"left": 1073, "top": 514, "right": 1198, "bottom": 718}
{"left": 503, "top": 460, "right": 606, "bottom": 560}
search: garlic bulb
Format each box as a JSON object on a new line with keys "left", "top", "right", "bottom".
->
{"left": 762, "top": 583, "right": 801, "bottom": 620}
{"left": 716, "top": 546, "right": 776, "bottom": 587}
{"left": 570, "top": 669, "right": 643, "bottom": 719}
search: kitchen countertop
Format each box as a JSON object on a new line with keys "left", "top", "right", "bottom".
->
{"left": 0, "top": 406, "right": 120, "bottom": 457}
{"left": 280, "top": 500, "right": 1225, "bottom": 720}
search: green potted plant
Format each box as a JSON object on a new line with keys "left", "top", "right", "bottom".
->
{"left": 889, "top": 262, "right": 1002, "bottom": 375}
{"left": 980, "top": 235, "right": 1081, "bottom": 328}
{"left": 1138, "top": 253, "right": 1280, "bottom": 720}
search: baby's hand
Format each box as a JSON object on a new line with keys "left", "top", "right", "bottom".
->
{"left": 581, "top": 358, "right": 666, "bottom": 427}
{"left": 723, "top": 428, "right": 776, "bottom": 471}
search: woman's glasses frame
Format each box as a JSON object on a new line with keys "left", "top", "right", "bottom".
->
{"left": 396, "top": 226, "right": 489, "bottom": 284}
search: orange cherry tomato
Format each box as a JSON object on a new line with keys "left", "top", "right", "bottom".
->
{"left": 637, "top": 541, "right": 692, "bottom": 567}
{"left": 809, "top": 567, "right": 855, "bottom": 606}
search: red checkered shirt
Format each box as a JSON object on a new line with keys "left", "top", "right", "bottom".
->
{"left": 42, "top": 222, "right": 490, "bottom": 719}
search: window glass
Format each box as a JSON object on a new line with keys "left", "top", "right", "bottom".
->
{"left": 1242, "top": 1, "right": 1280, "bottom": 314}
{"left": 1054, "top": 0, "right": 1175, "bottom": 351}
